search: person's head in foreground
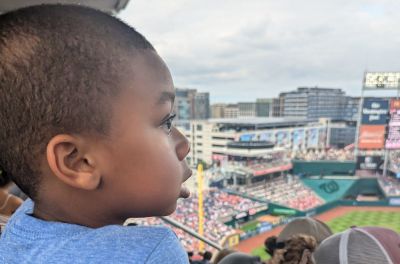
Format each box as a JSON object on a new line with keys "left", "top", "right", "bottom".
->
{"left": 218, "top": 252, "right": 263, "bottom": 264}
{"left": 268, "top": 234, "right": 317, "bottom": 264}
{"left": 277, "top": 217, "right": 332, "bottom": 246}
{"left": 0, "top": 4, "right": 191, "bottom": 263}
{"left": 314, "top": 226, "right": 400, "bottom": 264}
{"left": 202, "top": 251, "right": 213, "bottom": 263}
{"left": 264, "top": 236, "right": 284, "bottom": 258}
{"left": 213, "top": 248, "right": 237, "bottom": 264}
{"left": 265, "top": 217, "right": 332, "bottom": 259}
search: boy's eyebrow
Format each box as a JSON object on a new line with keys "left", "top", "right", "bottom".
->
{"left": 157, "top": 91, "right": 175, "bottom": 105}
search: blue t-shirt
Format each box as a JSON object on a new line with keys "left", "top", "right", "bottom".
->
{"left": 0, "top": 200, "right": 189, "bottom": 264}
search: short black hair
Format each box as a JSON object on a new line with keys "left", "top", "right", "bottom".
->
{"left": 203, "top": 251, "right": 213, "bottom": 260}
{"left": 0, "top": 4, "right": 154, "bottom": 199}
{"left": 0, "top": 170, "right": 11, "bottom": 188}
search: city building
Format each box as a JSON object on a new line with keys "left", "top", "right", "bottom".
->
{"left": 211, "top": 103, "right": 226, "bottom": 118}
{"left": 238, "top": 102, "right": 257, "bottom": 117}
{"left": 175, "top": 88, "right": 195, "bottom": 121}
{"left": 280, "top": 87, "right": 348, "bottom": 121}
{"left": 272, "top": 98, "right": 282, "bottom": 117}
{"left": 174, "top": 88, "right": 210, "bottom": 120}
{"left": 194, "top": 92, "right": 210, "bottom": 119}
{"left": 224, "top": 104, "right": 239, "bottom": 118}
{"left": 256, "top": 98, "right": 273, "bottom": 117}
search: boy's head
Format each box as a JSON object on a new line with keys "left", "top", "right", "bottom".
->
{"left": 0, "top": 5, "right": 191, "bottom": 226}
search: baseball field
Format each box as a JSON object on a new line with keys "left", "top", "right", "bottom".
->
{"left": 235, "top": 206, "right": 400, "bottom": 261}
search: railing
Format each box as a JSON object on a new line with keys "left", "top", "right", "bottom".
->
{"left": 160, "top": 216, "right": 223, "bottom": 251}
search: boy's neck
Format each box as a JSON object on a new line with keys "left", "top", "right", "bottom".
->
{"left": 32, "top": 199, "right": 123, "bottom": 228}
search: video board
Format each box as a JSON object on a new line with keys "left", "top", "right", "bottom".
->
{"left": 358, "top": 98, "right": 389, "bottom": 150}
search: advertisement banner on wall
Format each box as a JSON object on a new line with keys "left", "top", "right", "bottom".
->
{"left": 390, "top": 99, "right": 400, "bottom": 111}
{"left": 358, "top": 125, "right": 386, "bottom": 149}
{"left": 386, "top": 99, "right": 400, "bottom": 149}
{"left": 386, "top": 127, "right": 400, "bottom": 149}
{"left": 276, "top": 131, "right": 290, "bottom": 147}
{"left": 361, "top": 98, "right": 389, "bottom": 125}
{"left": 239, "top": 134, "right": 257, "bottom": 142}
{"left": 259, "top": 132, "right": 275, "bottom": 143}
{"left": 307, "top": 128, "right": 319, "bottom": 148}
{"left": 356, "top": 156, "right": 383, "bottom": 170}
{"left": 292, "top": 129, "right": 305, "bottom": 149}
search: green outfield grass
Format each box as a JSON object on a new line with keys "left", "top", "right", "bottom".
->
{"left": 251, "top": 210, "right": 400, "bottom": 261}
{"left": 240, "top": 220, "right": 260, "bottom": 232}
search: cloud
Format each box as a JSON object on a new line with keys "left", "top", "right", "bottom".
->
{"left": 119, "top": 0, "right": 400, "bottom": 103}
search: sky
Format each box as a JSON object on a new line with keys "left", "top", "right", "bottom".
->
{"left": 119, "top": 0, "right": 400, "bottom": 103}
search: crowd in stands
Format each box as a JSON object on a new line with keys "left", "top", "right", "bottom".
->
{"left": 238, "top": 175, "right": 324, "bottom": 211}
{"left": 128, "top": 188, "right": 264, "bottom": 252}
{"left": 213, "top": 151, "right": 290, "bottom": 170}
{"left": 378, "top": 175, "right": 400, "bottom": 196}
{"left": 293, "top": 148, "right": 354, "bottom": 161}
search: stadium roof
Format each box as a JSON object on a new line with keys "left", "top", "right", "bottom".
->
{"left": 0, "top": 0, "right": 130, "bottom": 14}
{"left": 209, "top": 117, "right": 306, "bottom": 124}
{"left": 207, "top": 117, "right": 313, "bottom": 129}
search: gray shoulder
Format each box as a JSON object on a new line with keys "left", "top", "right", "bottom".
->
{"left": 72, "top": 225, "right": 179, "bottom": 262}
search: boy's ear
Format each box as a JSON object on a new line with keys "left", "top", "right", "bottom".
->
{"left": 46, "top": 134, "right": 101, "bottom": 190}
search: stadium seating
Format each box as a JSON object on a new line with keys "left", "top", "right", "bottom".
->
{"left": 378, "top": 175, "right": 400, "bottom": 196}
{"left": 238, "top": 175, "right": 324, "bottom": 211}
{"left": 129, "top": 188, "right": 264, "bottom": 252}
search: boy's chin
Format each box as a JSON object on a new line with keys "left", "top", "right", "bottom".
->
{"left": 144, "top": 202, "right": 177, "bottom": 217}
{"left": 158, "top": 202, "right": 178, "bottom": 216}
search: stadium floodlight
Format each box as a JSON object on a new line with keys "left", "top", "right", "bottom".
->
{"left": 0, "top": 0, "right": 130, "bottom": 14}
{"left": 364, "top": 72, "right": 400, "bottom": 90}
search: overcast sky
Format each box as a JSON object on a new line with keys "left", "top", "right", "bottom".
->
{"left": 119, "top": 0, "right": 400, "bottom": 103}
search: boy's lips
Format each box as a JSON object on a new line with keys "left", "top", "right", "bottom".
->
{"left": 179, "top": 185, "right": 191, "bottom": 199}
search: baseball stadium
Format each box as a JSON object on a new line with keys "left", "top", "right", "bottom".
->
{"left": 128, "top": 146, "right": 400, "bottom": 261}
{"left": 128, "top": 93, "right": 400, "bottom": 262}
{"left": 0, "top": 1, "right": 400, "bottom": 264}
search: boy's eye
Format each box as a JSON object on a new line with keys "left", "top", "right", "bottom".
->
{"left": 159, "top": 113, "right": 176, "bottom": 135}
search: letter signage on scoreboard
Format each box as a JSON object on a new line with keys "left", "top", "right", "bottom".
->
{"left": 361, "top": 98, "right": 389, "bottom": 125}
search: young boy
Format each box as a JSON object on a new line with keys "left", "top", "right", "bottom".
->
{"left": 0, "top": 4, "right": 192, "bottom": 263}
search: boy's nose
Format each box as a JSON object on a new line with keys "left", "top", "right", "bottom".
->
{"left": 172, "top": 127, "right": 190, "bottom": 161}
